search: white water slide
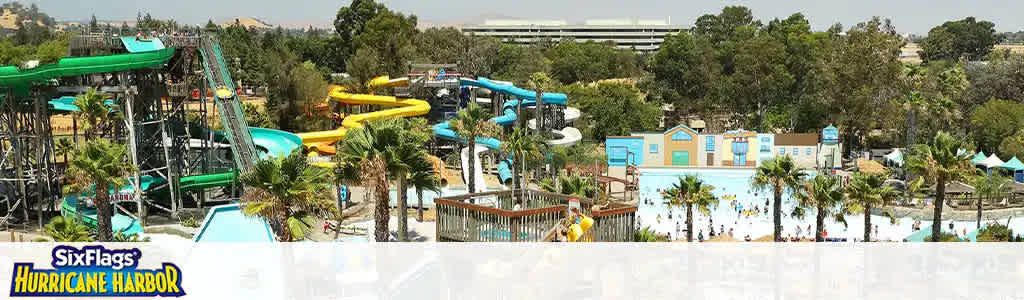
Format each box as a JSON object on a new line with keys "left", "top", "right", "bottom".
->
{"left": 526, "top": 106, "right": 583, "bottom": 146}
{"left": 460, "top": 144, "right": 489, "bottom": 193}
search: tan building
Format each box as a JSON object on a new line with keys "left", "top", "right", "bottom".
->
{"left": 774, "top": 133, "right": 818, "bottom": 169}
{"left": 662, "top": 125, "right": 700, "bottom": 166}
{"left": 722, "top": 129, "right": 759, "bottom": 167}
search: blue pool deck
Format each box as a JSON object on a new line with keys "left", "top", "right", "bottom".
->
{"left": 193, "top": 203, "right": 276, "bottom": 242}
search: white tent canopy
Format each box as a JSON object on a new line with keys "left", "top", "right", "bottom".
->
{"left": 977, "top": 154, "right": 1005, "bottom": 169}
{"left": 884, "top": 148, "right": 903, "bottom": 166}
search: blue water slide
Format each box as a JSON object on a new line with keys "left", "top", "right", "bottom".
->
{"left": 432, "top": 77, "right": 569, "bottom": 184}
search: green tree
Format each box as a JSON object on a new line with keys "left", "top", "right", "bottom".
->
{"left": 545, "top": 41, "right": 640, "bottom": 84}
{"left": 845, "top": 173, "right": 900, "bottom": 242}
{"left": 965, "top": 54, "right": 1024, "bottom": 105}
{"left": 205, "top": 19, "right": 218, "bottom": 31}
{"left": 999, "top": 129, "right": 1024, "bottom": 159}
{"left": 55, "top": 137, "right": 73, "bottom": 164}
{"left": 827, "top": 17, "right": 904, "bottom": 151}
{"left": 335, "top": 119, "right": 418, "bottom": 242}
{"left": 970, "top": 174, "right": 1010, "bottom": 229}
{"left": 354, "top": 9, "right": 418, "bottom": 77}
{"left": 242, "top": 102, "right": 276, "bottom": 129}
{"left": 906, "top": 131, "right": 974, "bottom": 242}
{"left": 239, "top": 150, "right": 336, "bottom": 242}
{"left": 539, "top": 174, "right": 598, "bottom": 198}
{"left": 919, "top": 17, "right": 1001, "bottom": 62}
{"left": 72, "top": 88, "right": 118, "bottom": 140}
{"left": 346, "top": 46, "right": 382, "bottom": 87}
{"left": 44, "top": 216, "right": 93, "bottom": 242}
{"left": 751, "top": 155, "right": 808, "bottom": 242}
{"left": 651, "top": 30, "right": 722, "bottom": 130}
{"left": 561, "top": 82, "right": 660, "bottom": 141}
{"left": 663, "top": 176, "right": 719, "bottom": 242}
{"left": 502, "top": 127, "right": 542, "bottom": 197}
{"left": 792, "top": 175, "right": 847, "bottom": 242}
{"left": 409, "top": 154, "right": 441, "bottom": 223}
{"left": 970, "top": 99, "right": 1024, "bottom": 154}
{"left": 976, "top": 222, "right": 1017, "bottom": 242}
{"left": 492, "top": 45, "right": 551, "bottom": 85}
{"left": 450, "top": 103, "right": 500, "bottom": 193}
{"left": 63, "top": 139, "right": 137, "bottom": 241}
{"left": 334, "top": 0, "right": 386, "bottom": 67}
{"left": 391, "top": 118, "right": 434, "bottom": 241}
{"left": 635, "top": 226, "right": 667, "bottom": 242}
{"left": 732, "top": 35, "right": 794, "bottom": 131}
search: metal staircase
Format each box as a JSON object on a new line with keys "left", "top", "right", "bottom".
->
{"left": 198, "top": 36, "right": 257, "bottom": 171}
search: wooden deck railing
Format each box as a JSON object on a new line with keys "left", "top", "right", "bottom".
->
{"left": 435, "top": 189, "right": 637, "bottom": 242}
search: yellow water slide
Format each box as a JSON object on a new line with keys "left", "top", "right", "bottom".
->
{"left": 297, "top": 76, "right": 430, "bottom": 155}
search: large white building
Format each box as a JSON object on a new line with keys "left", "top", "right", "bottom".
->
{"left": 460, "top": 19, "right": 686, "bottom": 52}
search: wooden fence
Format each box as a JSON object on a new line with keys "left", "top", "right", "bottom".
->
{"left": 435, "top": 189, "right": 637, "bottom": 242}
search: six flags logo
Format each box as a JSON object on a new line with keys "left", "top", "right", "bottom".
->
{"left": 9, "top": 245, "right": 185, "bottom": 297}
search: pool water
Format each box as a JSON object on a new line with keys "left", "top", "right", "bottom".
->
{"left": 636, "top": 168, "right": 1010, "bottom": 242}
{"left": 194, "top": 204, "right": 276, "bottom": 242}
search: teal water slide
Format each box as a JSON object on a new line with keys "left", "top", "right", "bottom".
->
{"left": 432, "top": 77, "right": 568, "bottom": 185}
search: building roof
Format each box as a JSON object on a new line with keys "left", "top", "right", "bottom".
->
{"left": 971, "top": 152, "right": 987, "bottom": 164}
{"left": 774, "top": 133, "right": 818, "bottom": 146}
{"left": 977, "top": 154, "right": 1005, "bottom": 169}
{"left": 856, "top": 159, "right": 887, "bottom": 175}
{"left": 664, "top": 124, "right": 697, "bottom": 135}
{"left": 936, "top": 181, "right": 975, "bottom": 194}
{"left": 1000, "top": 157, "right": 1024, "bottom": 171}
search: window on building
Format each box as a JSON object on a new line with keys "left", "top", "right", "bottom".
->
{"left": 671, "top": 130, "right": 692, "bottom": 141}
{"left": 793, "top": 147, "right": 798, "bottom": 155}
{"left": 705, "top": 136, "right": 714, "bottom": 151}
{"left": 806, "top": 148, "right": 812, "bottom": 155}
{"left": 650, "top": 144, "right": 658, "bottom": 153}
{"left": 780, "top": 148, "right": 786, "bottom": 155}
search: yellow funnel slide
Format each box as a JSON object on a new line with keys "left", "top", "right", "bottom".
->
{"left": 296, "top": 76, "right": 430, "bottom": 155}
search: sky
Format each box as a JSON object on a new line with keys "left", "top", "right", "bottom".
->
{"left": 20, "top": 0, "right": 1024, "bottom": 34}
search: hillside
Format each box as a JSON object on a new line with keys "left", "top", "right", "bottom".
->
{"left": 0, "top": 2, "right": 54, "bottom": 30}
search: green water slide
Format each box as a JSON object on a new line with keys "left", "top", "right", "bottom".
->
{"left": 179, "top": 172, "right": 236, "bottom": 191}
{"left": 198, "top": 36, "right": 258, "bottom": 171}
{"left": 0, "top": 48, "right": 175, "bottom": 94}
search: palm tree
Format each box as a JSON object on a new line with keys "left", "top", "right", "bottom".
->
{"left": 906, "top": 131, "right": 973, "bottom": 242}
{"left": 336, "top": 119, "right": 419, "bottom": 242}
{"left": 450, "top": 103, "right": 500, "bottom": 193}
{"left": 392, "top": 136, "right": 434, "bottom": 241}
{"left": 635, "top": 226, "right": 666, "bottom": 242}
{"left": 663, "top": 176, "right": 719, "bottom": 242}
{"left": 751, "top": 155, "right": 808, "bottom": 242}
{"left": 63, "top": 139, "right": 137, "bottom": 241}
{"left": 845, "top": 173, "right": 901, "bottom": 242}
{"left": 527, "top": 72, "right": 553, "bottom": 131}
{"left": 239, "top": 149, "right": 336, "bottom": 242}
{"left": 71, "top": 88, "right": 119, "bottom": 140}
{"left": 906, "top": 176, "right": 924, "bottom": 207}
{"left": 408, "top": 156, "right": 442, "bottom": 222}
{"left": 502, "top": 127, "right": 542, "bottom": 199}
{"left": 792, "top": 176, "right": 846, "bottom": 242}
{"left": 55, "top": 137, "right": 74, "bottom": 164}
{"left": 540, "top": 174, "right": 598, "bottom": 198}
{"left": 44, "top": 216, "right": 93, "bottom": 242}
{"left": 971, "top": 174, "right": 1010, "bottom": 229}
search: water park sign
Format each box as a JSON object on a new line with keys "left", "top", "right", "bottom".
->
{"left": 723, "top": 130, "right": 757, "bottom": 139}
{"left": 10, "top": 245, "right": 185, "bottom": 297}
{"left": 823, "top": 125, "right": 839, "bottom": 145}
